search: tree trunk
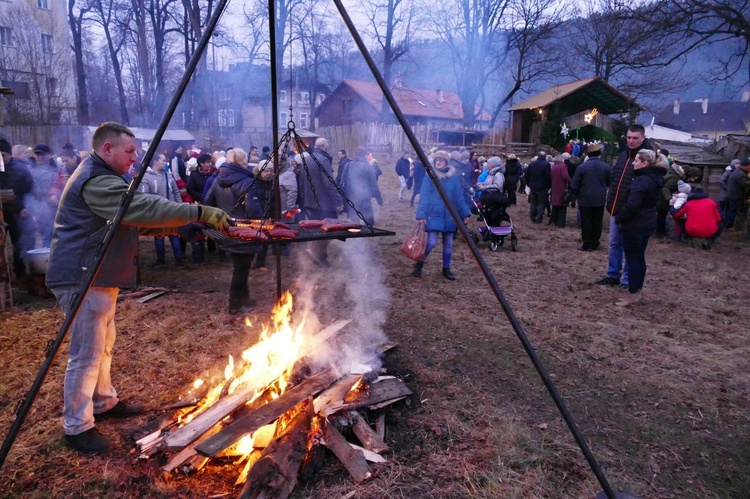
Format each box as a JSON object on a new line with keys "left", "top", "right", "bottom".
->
{"left": 68, "top": 0, "right": 89, "bottom": 124}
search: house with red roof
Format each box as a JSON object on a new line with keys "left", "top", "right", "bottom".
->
{"left": 315, "top": 79, "right": 490, "bottom": 129}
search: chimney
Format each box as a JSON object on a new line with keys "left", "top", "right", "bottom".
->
{"left": 436, "top": 89, "right": 444, "bottom": 102}
{"left": 701, "top": 98, "right": 708, "bottom": 114}
{"left": 742, "top": 91, "right": 750, "bottom": 103}
{"left": 673, "top": 98, "right": 680, "bottom": 115}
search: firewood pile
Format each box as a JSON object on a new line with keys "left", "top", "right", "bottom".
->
{"left": 134, "top": 317, "right": 411, "bottom": 498}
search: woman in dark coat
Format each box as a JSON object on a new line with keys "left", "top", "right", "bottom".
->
{"left": 503, "top": 154, "right": 520, "bottom": 204}
{"left": 412, "top": 150, "right": 471, "bottom": 281}
{"left": 549, "top": 155, "right": 572, "bottom": 228}
{"left": 614, "top": 150, "right": 667, "bottom": 306}
{"left": 342, "top": 149, "right": 383, "bottom": 225}
{"left": 204, "top": 148, "right": 260, "bottom": 314}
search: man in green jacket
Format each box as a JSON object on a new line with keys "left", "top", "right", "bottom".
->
{"left": 46, "top": 122, "right": 230, "bottom": 454}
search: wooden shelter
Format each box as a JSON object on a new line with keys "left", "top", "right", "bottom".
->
{"left": 655, "top": 140, "right": 730, "bottom": 201}
{"left": 715, "top": 134, "right": 750, "bottom": 160}
{"left": 507, "top": 77, "right": 638, "bottom": 143}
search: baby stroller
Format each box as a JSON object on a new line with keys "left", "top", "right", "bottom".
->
{"left": 470, "top": 188, "right": 517, "bottom": 252}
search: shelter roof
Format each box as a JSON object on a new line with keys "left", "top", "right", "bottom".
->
{"left": 86, "top": 126, "right": 195, "bottom": 142}
{"left": 656, "top": 140, "right": 728, "bottom": 166}
{"left": 339, "top": 79, "right": 491, "bottom": 121}
{"left": 507, "top": 76, "right": 637, "bottom": 115}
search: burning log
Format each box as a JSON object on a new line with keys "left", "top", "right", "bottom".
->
{"left": 239, "top": 401, "right": 313, "bottom": 498}
{"left": 338, "top": 376, "right": 413, "bottom": 412}
{"left": 313, "top": 374, "right": 362, "bottom": 416}
{"left": 195, "top": 370, "right": 338, "bottom": 457}
{"left": 321, "top": 418, "right": 371, "bottom": 483}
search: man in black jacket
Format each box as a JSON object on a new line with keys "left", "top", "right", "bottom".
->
{"left": 524, "top": 151, "right": 551, "bottom": 223}
{"left": 596, "top": 125, "right": 653, "bottom": 286}
{"left": 570, "top": 144, "right": 611, "bottom": 251}
{"left": 0, "top": 138, "right": 34, "bottom": 279}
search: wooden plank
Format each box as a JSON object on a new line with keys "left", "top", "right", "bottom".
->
{"left": 338, "top": 377, "right": 413, "bottom": 412}
{"left": 349, "top": 411, "right": 389, "bottom": 454}
{"left": 322, "top": 419, "right": 371, "bottom": 483}
{"left": 138, "top": 290, "right": 167, "bottom": 303}
{"left": 313, "top": 374, "right": 362, "bottom": 416}
{"left": 375, "top": 413, "right": 386, "bottom": 441}
{"left": 350, "top": 443, "right": 387, "bottom": 463}
{"left": 195, "top": 369, "right": 338, "bottom": 457}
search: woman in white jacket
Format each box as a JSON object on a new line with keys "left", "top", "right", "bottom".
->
{"left": 477, "top": 156, "right": 505, "bottom": 192}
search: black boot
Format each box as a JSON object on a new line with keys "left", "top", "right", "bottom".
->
{"left": 412, "top": 261, "right": 423, "bottom": 277}
{"left": 442, "top": 268, "right": 456, "bottom": 280}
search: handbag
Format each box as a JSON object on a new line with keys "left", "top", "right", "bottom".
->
{"left": 400, "top": 220, "right": 427, "bottom": 261}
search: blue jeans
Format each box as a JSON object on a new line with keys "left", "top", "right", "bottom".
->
{"left": 154, "top": 235, "right": 183, "bottom": 262}
{"left": 424, "top": 231, "right": 454, "bottom": 269}
{"left": 621, "top": 228, "right": 654, "bottom": 294}
{"left": 52, "top": 286, "right": 120, "bottom": 435}
{"left": 607, "top": 216, "right": 629, "bottom": 285}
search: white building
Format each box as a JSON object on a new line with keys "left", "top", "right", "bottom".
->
{"left": 0, "top": 0, "right": 77, "bottom": 124}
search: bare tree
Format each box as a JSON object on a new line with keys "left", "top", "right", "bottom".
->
{"left": 661, "top": 0, "right": 750, "bottom": 89}
{"left": 432, "top": 0, "right": 510, "bottom": 127}
{"left": 488, "top": 0, "right": 567, "bottom": 128}
{"left": 68, "top": 0, "right": 93, "bottom": 124}
{"left": 91, "top": 0, "right": 132, "bottom": 123}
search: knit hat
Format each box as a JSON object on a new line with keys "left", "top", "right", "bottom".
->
{"left": 677, "top": 180, "right": 691, "bottom": 195}
{"left": 487, "top": 156, "right": 502, "bottom": 168}
{"left": 0, "top": 139, "right": 11, "bottom": 155}
{"left": 432, "top": 150, "right": 451, "bottom": 162}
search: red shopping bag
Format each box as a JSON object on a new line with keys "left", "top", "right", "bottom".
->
{"left": 400, "top": 220, "right": 427, "bottom": 261}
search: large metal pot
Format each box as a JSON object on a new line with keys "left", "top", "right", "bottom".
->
{"left": 25, "top": 248, "right": 50, "bottom": 275}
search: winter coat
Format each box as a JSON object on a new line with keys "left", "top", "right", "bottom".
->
{"left": 170, "top": 153, "right": 187, "bottom": 182}
{"left": 550, "top": 161, "right": 571, "bottom": 207}
{"left": 524, "top": 158, "right": 551, "bottom": 192}
{"left": 670, "top": 192, "right": 722, "bottom": 238}
{"left": 278, "top": 164, "right": 298, "bottom": 214}
{"left": 615, "top": 165, "right": 667, "bottom": 230}
{"left": 718, "top": 166, "right": 733, "bottom": 202}
{"left": 395, "top": 157, "right": 410, "bottom": 178}
{"left": 477, "top": 166, "right": 505, "bottom": 192}
{"left": 606, "top": 138, "right": 654, "bottom": 216}
{"left": 298, "top": 148, "right": 342, "bottom": 212}
{"left": 570, "top": 157, "right": 611, "bottom": 207}
{"left": 204, "top": 162, "right": 254, "bottom": 218}
{"left": 0, "top": 157, "right": 33, "bottom": 216}
{"left": 247, "top": 175, "right": 275, "bottom": 219}
{"left": 412, "top": 161, "right": 426, "bottom": 193}
{"left": 141, "top": 168, "right": 182, "bottom": 203}
{"left": 187, "top": 170, "right": 210, "bottom": 203}
{"left": 504, "top": 159, "right": 520, "bottom": 183}
{"left": 726, "top": 166, "right": 750, "bottom": 201}
{"left": 28, "top": 158, "right": 58, "bottom": 200}
{"left": 416, "top": 164, "right": 470, "bottom": 233}
{"left": 342, "top": 157, "right": 382, "bottom": 226}
{"left": 657, "top": 163, "right": 686, "bottom": 211}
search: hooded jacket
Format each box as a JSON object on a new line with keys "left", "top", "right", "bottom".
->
{"left": 670, "top": 192, "right": 722, "bottom": 238}
{"left": 416, "top": 164, "right": 470, "bottom": 233}
{"left": 606, "top": 138, "right": 654, "bottom": 215}
{"left": 657, "top": 162, "right": 686, "bottom": 211}
{"left": 615, "top": 164, "right": 667, "bottom": 230}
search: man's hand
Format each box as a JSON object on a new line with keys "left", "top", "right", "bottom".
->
{"left": 199, "top": 206, "right": 231, "bottom": 230}
{"left": 178, "top": 222, "right": 205, "bottom": 243}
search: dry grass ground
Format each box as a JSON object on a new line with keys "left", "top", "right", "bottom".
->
{"left": 1, "top": 160, "right": 749, "bottom": 498}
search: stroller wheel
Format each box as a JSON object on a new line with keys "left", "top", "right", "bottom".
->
{"left": 511, "top": 235, "right": 518, "bottom": 252}
{"left": 490, "top": 240, "right": 500, "bottom": 252}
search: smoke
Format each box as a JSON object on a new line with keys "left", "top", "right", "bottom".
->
{"left": 292, "top": 237, "right": 391, "bottom": 376}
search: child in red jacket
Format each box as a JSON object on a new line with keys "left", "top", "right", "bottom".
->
{"left": 670, "top": 186, "right": 722, "bottom": 249}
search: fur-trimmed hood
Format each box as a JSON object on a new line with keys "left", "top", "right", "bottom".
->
{"left": 434, "top": 164, "right": 457, "bottom": 179}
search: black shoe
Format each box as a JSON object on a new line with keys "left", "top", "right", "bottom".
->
{"left": 65, "top": 428, "right": 111, "bottom": 454}
{"left": 595, "top": 277, "right": 620, "bottom": 286}
{"left": 442, "top": 268, "right": 456, "bottom": 280}
{"left": 412, "top": 262, "right": 423, "bottom": 277}
{"left": 229, "top": 298, "right": 257, "bottom": 315}
{"left": 175, "top": 259, "right": 185, "bottom": 268}
{"left": 578, "top": 246, "right": 592, "bottom": 251}
{"left": 150, "top": 260, "right": 165, "bottom": 268}
{"left": 95, "top": 401, "right": 143, "bottom": 419}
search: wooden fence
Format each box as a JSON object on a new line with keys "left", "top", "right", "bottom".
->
{"left": 0, "top": 124, "right": 84, "bottom": 151}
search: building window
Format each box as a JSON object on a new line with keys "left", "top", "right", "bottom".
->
{"left": 280, "top": 90, "right": 287, "bottom": 103}
{"left": 218, "top": 87, "right": 230, "bottom": 102}
{"left": 199, "top": 111, "right": 208, "bottom": 128}
{"left": 300, "top": 113, "right": 308, "bottom": 129}
{"left": 37, "top": 0, "right": 49, "bottom": 9}
{"left": 298, "top": 91, "right": 309, "bottom": 104}
{"left": 317, "top": 93, "right": 325, "bottom": 105}
{"left": 0, "top": 26, "right": 13, "bottom": 47}
{"left": 280, "top": 111, "right": 288, "bottom": 124}
{"left": 46, "top": 77, "right": 57, "bottom": 96}
{"left": 218, "top": 109, "right": 235, "bottom": 127}
{"left": 41, "top": 34, "right": 53, "bottom": 54}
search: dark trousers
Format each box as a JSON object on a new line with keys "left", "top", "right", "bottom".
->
{"left": 229, "top": 253, "right": 255, "bottom": 308}
{"left": 529, "top": 190, "right": 548, "bottom": 223}
{"left": 550, "top": 206, "right": 567, "bottom": 228}
{"left": 6, "top": 216, "right": 27, "bottom": 278}
{"left": 622, "top": 228, "right": 654, "bottom": 294}
{"left": 503, "top": 182, "right": 517, "bottom": 204}
{"left": 722, "top": 199, "right": 742, "bottom": 229}
{"left": 656, "top": 208, "right": 669, "bottom": 234}
{"left": 579, "top": 206, "right": 604, "bottom": 250}
{"left": 154, "top": 235, "right": 183, "bottom": 263}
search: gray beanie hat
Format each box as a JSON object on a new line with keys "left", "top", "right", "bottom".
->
{"left": 677, "top": 180, "right": 691, "bottom": 195}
